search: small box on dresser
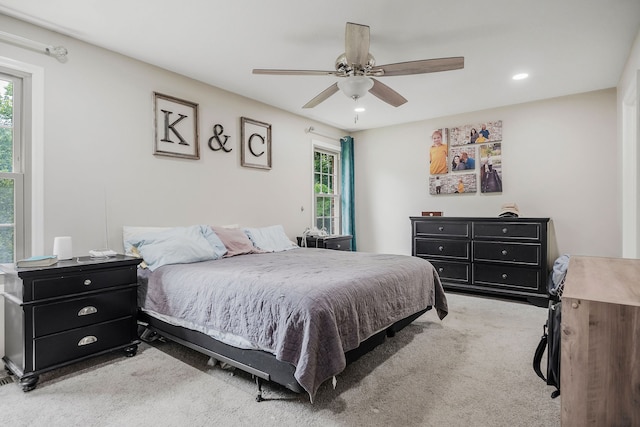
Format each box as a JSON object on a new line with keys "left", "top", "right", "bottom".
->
{"left": 410, "top": 216, "right": 550, "bottom": 306}
{"left": 1, "top": 255, "right": 142, "bottom": 391}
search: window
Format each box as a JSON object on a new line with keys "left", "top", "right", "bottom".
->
{"left": 313, "top": 145, "right": 341, "bottom": 235}
{"left": 0, "top": 72, "right": 24, "bottom": 263}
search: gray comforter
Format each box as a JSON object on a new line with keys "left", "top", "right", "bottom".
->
{"left": 138, "top": 248, "right": 448, "bottom": 400}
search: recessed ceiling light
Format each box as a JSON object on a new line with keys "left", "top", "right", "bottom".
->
{"left": 512, "top": 73, "right": 529, "bottom": 80}
{"left": 354, "top": 106, "right": 366, "bottom": 112}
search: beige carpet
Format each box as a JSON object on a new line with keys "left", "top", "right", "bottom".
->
{"left": 0, "top": 292, "right": 560, "bottom": 426}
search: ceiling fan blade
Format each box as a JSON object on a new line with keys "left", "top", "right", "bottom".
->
{"left": 368, "top": 78, "right": 407, "bottom": 107}
{"left": 375, "top": 57, "right": 464, "bottom": 76}
{"left": 302, "top": 83, "right": 340, "bottom": 108}
{"left": 253, "top": 69, "right": 339, "bottom": 76}
{"left": 345, "top": 22, "right": 370, "bottom": 66}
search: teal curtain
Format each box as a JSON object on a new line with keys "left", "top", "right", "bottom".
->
{"left": 340, "top": 136, "right": 356, "bottom": 251}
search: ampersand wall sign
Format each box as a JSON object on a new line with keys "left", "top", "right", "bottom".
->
{"left": 208, "top": 124, "right": 232, "bottom": 152}
{"left": 240, "top": 116, "right": 272, "bottom": 170}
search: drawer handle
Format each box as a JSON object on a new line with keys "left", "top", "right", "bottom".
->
{"left": 502, "top": 228, "right": 508, "bottom": 234}
{"left": 438, "top": 267, "right": 444, "bottom": 273}
{"left": 438, "top": 226, "right": 444, "bottom": 231}
{"left": 501, "top": 249, "right": 508, "bottom": 256}
{"left": 336, "top": 244, "right": 341, "bottom": 248}
{"left": 438, "top": 246, "right": 444, "bottom": 252}
{"left": 78, "top": 306, "right": 98, "bottom": 316}
{"left": 83, "top": 279, "right": 92, "bottom": 286}
{"left": 77, "top": 336, "right": 98, "bottom": 346}
{"left": 502, "top": 273, "right": 508, "bottom": 279}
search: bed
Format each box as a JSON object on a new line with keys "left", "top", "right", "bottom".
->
{"left": 127, "top": 225, "right": 448, "bottom": 402}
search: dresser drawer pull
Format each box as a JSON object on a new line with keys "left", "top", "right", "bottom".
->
{"left": 502, "top": 273, "right": 508, "bottom": 279}
{"left": 438, "top": 267, "right": 444, "bottom": 273}
{"left": 502, "top": 228, "right": 508, "bottom": 234}
{"left": 501, "top": 249, "right": 508, "bottom": 255}
{"left": 77, "top": 336, "right": 98, "bottom": 346}
{"left": 336, "top": 244, "right": 341, "bottom": 249}
{"left": 438, "top": 226, "right": 444, "bottom": 231}
{"left": 78, "top": 306, "right": 98, "bottom": 316}
{"left": 83, "top": 279, "right": 92, "bottom": 286}
{"left": 438, "top": 246, "right": 444, "bottom": 252}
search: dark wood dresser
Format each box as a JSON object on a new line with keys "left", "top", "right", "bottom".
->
{"left": 410, "top": 217, "right": 550, "bottom": 306}
{"left": 1, "top": 255, "right": 141, "bottom": 391}
{"left": 297, "top": 235, "right": 352, "bottom": 251}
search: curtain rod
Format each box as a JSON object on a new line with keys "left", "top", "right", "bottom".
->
{"left": 304, "top": 126, "right": 341, "bottom": 141}
{"left": 0, "top": 30, "right": 68, "bottom": 62}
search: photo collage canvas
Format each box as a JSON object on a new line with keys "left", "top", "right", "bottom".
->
{"left": 428, "top": 120, "right": 502, "bottom": 195}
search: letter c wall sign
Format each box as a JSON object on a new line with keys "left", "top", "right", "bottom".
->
{"left": 240, "top": 117, "right": 272, "bottom": 170}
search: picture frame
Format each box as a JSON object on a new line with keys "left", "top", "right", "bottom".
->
{"left": 240, "top": 117, "right": 272, "bottom": 169}
{"left": 153, "top": 92, "right": 199, "bottom": 159}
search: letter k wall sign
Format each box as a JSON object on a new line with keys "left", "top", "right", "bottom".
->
{"left": 153, "top": 92, "right": 200, "bottom": 159}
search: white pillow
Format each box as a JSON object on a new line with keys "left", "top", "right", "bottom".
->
{"left": 125, "top": 225, "right": 227, "bottom": 270}
{"left": 244, "top": 225, "right": 298, "bottom": 252}
{"left": 122, "top": 226, "right": 170, "bottom": 257}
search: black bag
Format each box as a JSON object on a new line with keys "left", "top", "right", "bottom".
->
{"left": 533, "top": 255, "right": 568, "bottom": 398}
{"left": 533, "top": 299, "right": 561, "bottom": 398}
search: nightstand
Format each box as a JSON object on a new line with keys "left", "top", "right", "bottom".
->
{"left": 1, "top": 255, "right": 141, "bottom": 391}
{"left": 297, "top": 235, "right": 353, "bottom": 251}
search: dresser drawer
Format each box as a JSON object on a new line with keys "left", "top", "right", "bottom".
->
{"left": 33, "top": 317, "right": 134, "bottom": 370}
{"left": 473, "top": 222, "right": 542, "bottom": 241}
{"left": 31, "top": 266, "right": 137, "bottom": 300}
{"left": 473, "top": 264, "right": 540, "bottom": 290}
{"left": 33, "top": 288, "right": 137, "bottom": 337}
{"left": 473, "top": 241, "right": 541, "bottom": 266}
{"left": 428, "top": 260, "right": 470, "bottom": 284}
{"left": 414, "top": 239, "right": 470, "bottom": 260}
{"left": 414, "top": 221, "right": 470, "bottom": 238}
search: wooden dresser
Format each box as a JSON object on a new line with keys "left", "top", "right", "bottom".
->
{"left": 560, "top": 256, "right": 640, "bottom": 426}
{"left": 410, "top": 216, "right": 550, "bottom": 306}
{"left": 1, "top": 255, "right": 141, "bottom": 391}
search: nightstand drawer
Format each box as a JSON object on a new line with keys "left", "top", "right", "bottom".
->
{"left": 414, "top": 221, "right": 470, "bottom": 238}
{"left": 473, "top": 222, "right": 542, "bottom": 240}
{"left": 414, "top": 239, "right": 470, "bottom": 260}
{"left": 429, "top": 260, "right": 469, "bottom": 284}
{"left": 323, "top": 237, "right": 351, "bottom": 251}
{"left": 473, "top": 241, "right": 541, "bottom": 266}
{"left": 34, "top": 317, "right": 134, "bottom": 370}
{"left": 473, "top": 264, "right": 540, "bottom": 290}
{"left": 33, "top": 288, "right": 137, "bottom": 337}
{"left": 32, "top": 266, "right": 137, "bottom": 300}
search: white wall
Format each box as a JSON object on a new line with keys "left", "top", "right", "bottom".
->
{"left": 618, "top": 29, "right": 640, "bottom": 258}
{"left": 353, "top": 89, "right": 619, "bottom": 262}
{"left": 0, "top": 14, "right": 343, "bottom": 257}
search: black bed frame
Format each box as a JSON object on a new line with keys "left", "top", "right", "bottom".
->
{"left": 137, "top": 306, "right": 431, "bottom": 401}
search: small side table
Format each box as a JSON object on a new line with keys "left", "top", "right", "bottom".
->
{"left": 1, "top": 255, "right": 141, "bottom": 391}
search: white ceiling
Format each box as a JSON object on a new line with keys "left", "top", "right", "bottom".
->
{"left": 1, "top": 1, "right": 639, "bottom": 132}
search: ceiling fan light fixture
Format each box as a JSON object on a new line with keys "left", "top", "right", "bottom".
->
{"left": 338, "top": 76, "right": 374, "bottom": 100}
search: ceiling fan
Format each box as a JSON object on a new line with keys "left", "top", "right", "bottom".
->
{"left": 253, "top": 22, "right": 464, "bottom": 109}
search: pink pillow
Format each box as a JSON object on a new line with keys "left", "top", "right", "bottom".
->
{"left": 211, "top": 226, "right": 261, "bottom": 257}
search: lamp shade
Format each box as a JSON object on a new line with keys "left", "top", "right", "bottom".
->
{"left": 338, "top": 76, "right": 374, "bottom": 100}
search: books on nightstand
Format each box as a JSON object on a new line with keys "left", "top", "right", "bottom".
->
{"left": 16, "top": 255, "right": 58, "bottom": 268}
